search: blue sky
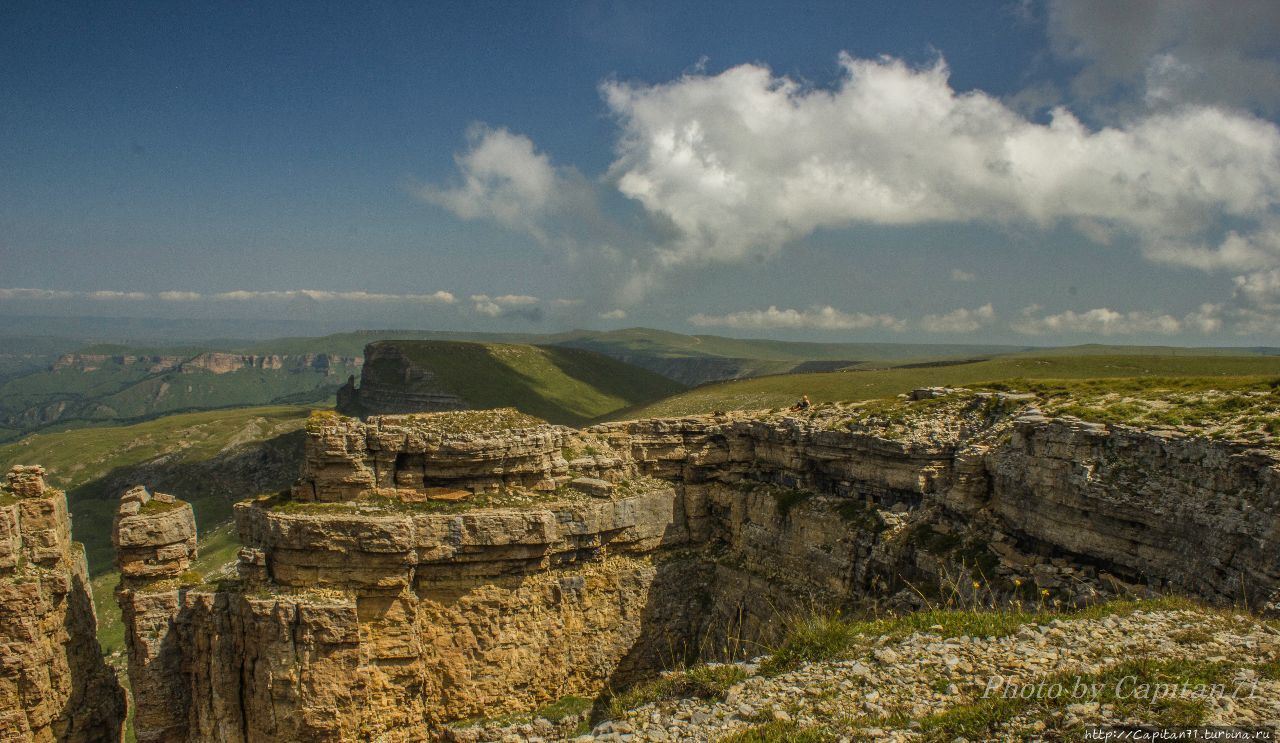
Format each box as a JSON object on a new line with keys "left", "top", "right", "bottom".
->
{"left": 3, "top": 1, "right": 1280, "bottom": 343}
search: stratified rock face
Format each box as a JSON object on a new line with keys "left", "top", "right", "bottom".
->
{"left": 113, "top": 486, "right": 198, "bottom": 743}
{"left": 113, "top": 486, "right": 197, "bottom": 579}
{"left": 336, "top": 342, "right": 467, "bottom": 417}
{"left": 119, "top": 401, "right": 1280, "bottom": 742}
{"left": 987, "top": 416, "right": 1280, "bottom": 605}
{"left": 0, "top": 466, "right": 125, "bottom": 743}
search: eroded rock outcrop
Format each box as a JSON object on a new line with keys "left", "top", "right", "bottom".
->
{"left": 113, "top": 486, "right": 198, "bottom": 743}
{"left": 0, "top": 466, "right": 125, "bottom": 743}
{"left": 116, "top": 397, "right": 1280, "bottom": 741}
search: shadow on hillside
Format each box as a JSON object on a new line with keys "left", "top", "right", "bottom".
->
{"left": 540, "top": 346, "right": 683, "bottom": 408}
{"left": 68, "top": 429, "right": 305, "bottom": 575}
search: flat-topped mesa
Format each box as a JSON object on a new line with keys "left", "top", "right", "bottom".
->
{"left": 113, "top": 485, "right": 198, "bottom": 582}
{"left": 0, "top": 466, "right": 125, "bottom": 742}
{"left": 336, "top": 341, "right": 467, "bottom": 417}
{"left": 291, "top": 408, "right": 572, "bottom": 502}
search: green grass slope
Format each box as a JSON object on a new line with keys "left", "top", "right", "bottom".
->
{"left": 1, "top": 405, "right": 313, "bottom": 680}
{"left": 367, "top": 340, "right": 685, "bottom": 425}
{"left": 622, "top": 354, "right": 1280, "bottom": 419}
{"left": 552, "top": 327, "right": 1027, "bottom": 363}
{"left": 0, "top": 405, "right": 310, "bottom": 571}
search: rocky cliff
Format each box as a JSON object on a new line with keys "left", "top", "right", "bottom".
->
{"left": 336, "top": 343, "right": 467, "bottom": 417}
{"left": 0, "top": 466, "right": 125, "bottom": 742}
{"left": 113, "top": 485, "right": 199, "bottom": 743}
{"left": 51, "top": 352, "right": 360, "bottom": 376}
{"left": 114, "top": 393, "right": 1280, "bottom": 741}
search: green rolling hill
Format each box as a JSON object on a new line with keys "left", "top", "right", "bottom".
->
{"left": 342, "top": 340, "right": 685, "bottom": 424}
{"left": 0, "top": 343, "right": 359, "bottom": 442}
{"left": 0, "top": 404, "right": 312, "bottom": 572}
{"left": 8, "top": 327, "right": 1280, "bottom": 442}
{"left": 0, "top": 405, "right": 314, "bottom": 665}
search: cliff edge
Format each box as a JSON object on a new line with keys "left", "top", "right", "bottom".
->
{"left": 0, "top": 466, "right": 125, "bottom": 742}
{"left": 113, "top": 391, "right": 1280, "bottom": 741}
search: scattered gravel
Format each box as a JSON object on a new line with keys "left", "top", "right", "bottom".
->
{"left": 448, "top": 607, "right": 1280, "bottom": 742}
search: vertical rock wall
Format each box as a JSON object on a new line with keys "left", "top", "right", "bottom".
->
{"left": 987, "top": 417, "right": 1280, "bottom": 606}
{"left": 0, "top": 466, "right": 125, "bottom": 743}
{"left": 113, "top": 486, "right": 198, "bottom": 743}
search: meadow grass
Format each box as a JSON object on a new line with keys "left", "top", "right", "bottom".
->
{"left": 607, "top": 664, "right": 751, "bottom": 719}
{"left": 620, "top": 354, "right": 1280, "bottom": 419}
{"left": 381, "top": 340, "right": 683, "bottom": 425}
{"left": 718, "top": 720, "right": 837, "bottom": 742}
{"left": 758, "top": 597, "right": 1205, "bottom": 676}
{"left": 0, "top": 405, "right": 311, "bottom": 493}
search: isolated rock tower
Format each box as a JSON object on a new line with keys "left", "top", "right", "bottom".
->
{"left": 113, "top": 485, "right": 198, "bottom": 743}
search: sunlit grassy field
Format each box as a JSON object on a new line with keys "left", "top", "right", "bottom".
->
{"left": 379, "top": 340, "right": 685, "bottom": 424}
{"left": 619, "top": 354, "right": 1280, "bottom": 419}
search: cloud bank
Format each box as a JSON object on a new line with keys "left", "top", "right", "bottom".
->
{"left": 1011, "top": 303, "right": 1225, "bottom": 337}
{"left": 0, "top": 287, "right": 457, "bottom": 305}
{"left": 422, "top": 52, "right": 1280, "bottom": 332}
{"left": 689, "top": 306, "right": 905, "bottom": 332}
{"left": 920, "top": 304, "right": 996, "bottom": 333}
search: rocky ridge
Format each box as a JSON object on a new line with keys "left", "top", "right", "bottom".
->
{"left": 52, "top": 352, "right": 360, "bottom": 376}
{"left": 113, "top": 390, "right": 1280, "bottom": 741}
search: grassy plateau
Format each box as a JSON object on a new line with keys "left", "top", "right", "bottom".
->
{"left": 622, "top": 353, "right": 1280, "bottom": 419}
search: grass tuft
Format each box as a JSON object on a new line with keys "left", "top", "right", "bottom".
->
{"left": 718, "top": 720, "right": 836, "bottom": 743}
{"left": 760, "top": 596, "right": 1215, "bottom": 677}
{"left": 608, "top": 664, "right": 749, "bottom": 718}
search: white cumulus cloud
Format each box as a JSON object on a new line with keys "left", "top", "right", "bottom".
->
{"left": 949, "top": 269, "right": 977, "bottom": 282}
{"left": 601, "top": 54, "right": 1280, "bottom": 286}
{"left": 0, "top": 288, "right": 76, "bottom": 300}
{"left": 598, "top": 309, "right": 627, "bottom": 320}
{"left": 418, "top": 126, "right": 561, "bottom": 235}
{"left": 469, "top": 293, "right": 542, "bottom": 318}
{"left": 1233, "top": 269, "right": 1280, "bottom": 310}
{"left": 1011, "top": 307, "right": 1185, "bottom": 336}
{"left": 919, "top": 304, "right": 996, "bottom": 333}
{"left": 688, "top": 306, "right": 905, "bottom": 331}
{"left": 212, "top": 290, "right": 455, "bottom": 303}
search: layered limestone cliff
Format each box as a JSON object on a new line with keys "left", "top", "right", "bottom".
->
{"left": 113, "top": 486, "right": 198, "bottom": 743}
{"left": 0, "top": 466, "right": 125, "bottom": 743}
{"left": 116, "top": 395, "right": 1280, "bottom": 741}
{"left": 51, "top": 352, "right": 360, "bottom": 376}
